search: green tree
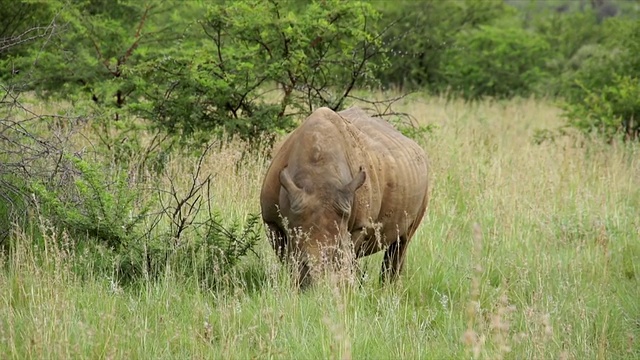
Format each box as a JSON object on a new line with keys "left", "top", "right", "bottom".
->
{"left": 2, "top": 0, "right": 384, "bottom": 150}
{"left": 130, "top": 0, "right": 385, "bottom": 148}
{"left": 560, "top": 17, "right": 640, "bottom": 141}
{"left": 0, "top": 1, "right": 58, "bottom": 57}
{"left": 1, "top": 0, "right": 196, "bottom": 119}
{"left": 373, "top": 0, "right": 509, "bottom": 91}
{"left": 440, "top": 24, "right": 550, "bottom": 100}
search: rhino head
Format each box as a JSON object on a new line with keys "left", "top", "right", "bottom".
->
{"left": 278, "top": 165, "right": 366, "bottom": 287}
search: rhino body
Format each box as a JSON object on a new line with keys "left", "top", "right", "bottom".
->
{"left": 259, "top": 107, "right": 429, "bottom": 286}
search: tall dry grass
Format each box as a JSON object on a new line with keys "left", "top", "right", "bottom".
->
{"left": 1, "top": 95, "right": 639, "bottom": 359}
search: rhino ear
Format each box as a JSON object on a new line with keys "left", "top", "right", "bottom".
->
{"left": 346, "top": 166, "right": 366, "bottom": 193}
{"left": 279, "top": 167, "right": 301, "bottom": 196}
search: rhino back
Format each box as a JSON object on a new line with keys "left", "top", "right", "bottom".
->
{"left": 338, "top": 107, "right": 429, "bottom": 246}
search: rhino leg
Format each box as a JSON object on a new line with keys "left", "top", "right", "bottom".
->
{"left": 265, "top": 222, "right": 287, "bottom": 262}
{"left": 380, "top": 199, "right": 428, "bottom": 283}
{"left": 380, "top": 235, "right": 409, "bottom": 283}
{"left": 379, "top": 213, "right": 424, "bottom": 283}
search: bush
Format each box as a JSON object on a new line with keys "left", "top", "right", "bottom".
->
{"left": 562, "top": 75, "right": 640, "bottom": 142}
{"left": 534, "top": 9, "right": 604, "bottom": 64}
{"left": 440, "top": 25, "right": 550, "bottom": 100}
{"left": 561, "top": 43, "right": 623, "bottom": 101}
{"left": 24, "top": 151, "right": 260, "bottom": 286}
{"left": 530, "top": 9, "right": 607, "bottom": 96}
{"left": 374, "top": 0, "right": 509, "bottom": 92}
{"left": 560, "top": 17, "right": 640, "bottom": 141}
{"left": 29, "top": 156, "right": 148, "bottom": 250}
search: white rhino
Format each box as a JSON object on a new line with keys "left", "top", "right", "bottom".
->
{"left": 260, "top": 107, "right": 429, "bottom": 286}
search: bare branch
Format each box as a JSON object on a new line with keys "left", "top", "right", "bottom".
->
{"left": 0, "top": 25, "right": 56, "bottom": 52}
{"left": 346, "top": 92, "right": 420, "bottom": 129}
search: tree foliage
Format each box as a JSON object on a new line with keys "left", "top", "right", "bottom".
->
{"left": 374, "top": 0, "right": 509, "bottom": 91}
{"left": 1, "top": 1, "right": 195, "bottom": 119}
{"left": 2, "top": 0, "right": 385, "bottom": 150}
{"left": 129, "top": 0, "right": 384, "bottom": 148}
{"left": 441, "top": 24, "right": 550, "bottom": 100}
{"left": 559, "top": 17, "right": 640, "bottom": 141}
{"left": 5, "top": 0, "right": 639, "bottom": 143}
{"left": 0, "top": 1, "right": 58, "bottom": 56}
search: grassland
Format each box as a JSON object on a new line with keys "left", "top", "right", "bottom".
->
{"left": 1, "top": 95, "right": 639, "bottom": 359}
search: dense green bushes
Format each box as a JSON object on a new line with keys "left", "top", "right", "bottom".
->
{"left": 440, "top": 25, "right": 550, "bottom": 100}
{"left": 1, "top": 0, "right": 384, "bottom": 148}
{"left": 562, "top": 74, "right": 640, "bottom": 141}
{"left": 374, "top": 0, "right": 509, "bottom": 91}
{"left": 559, "top": 17, "right": 640, "bottom": 141}
{"left": 374, "top": 0, "right": 639, "bottom": 141}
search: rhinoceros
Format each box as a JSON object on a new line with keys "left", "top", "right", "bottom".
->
{"left": 259, "top": 106, "right": 429, "bottom": 286}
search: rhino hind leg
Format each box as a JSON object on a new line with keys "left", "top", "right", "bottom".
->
{"left": 380, "top": 235, "right": 409, "bottom": 283}
{"left": 379, "top": 211, "right": 425, "bottom": 283}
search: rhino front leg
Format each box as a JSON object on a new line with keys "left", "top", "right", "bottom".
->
{"left": 380, "top": 235, "right": 409, "bottom": 283}
{"left": 265, "top": 222, "right": 287, "bottom": 262}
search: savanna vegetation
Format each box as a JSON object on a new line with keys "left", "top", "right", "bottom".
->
{"left": 1, "top": 0, "right": 639, "bottom": 358}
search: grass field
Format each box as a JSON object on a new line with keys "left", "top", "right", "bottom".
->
{"left": 1, "top": 95, "right": 639, "bottom": 359}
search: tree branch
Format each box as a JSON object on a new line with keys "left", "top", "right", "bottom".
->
{"left": 119, "top": 4, "right": 154, "bottom": 68}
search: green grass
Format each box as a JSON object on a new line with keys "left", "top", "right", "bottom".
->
{"left": 1, "top": 96, "right": 639, "bottom": 359}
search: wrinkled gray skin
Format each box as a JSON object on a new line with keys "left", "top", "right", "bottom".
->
{"left": 259, "top": 107, "right": 429, "bottom": 287}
